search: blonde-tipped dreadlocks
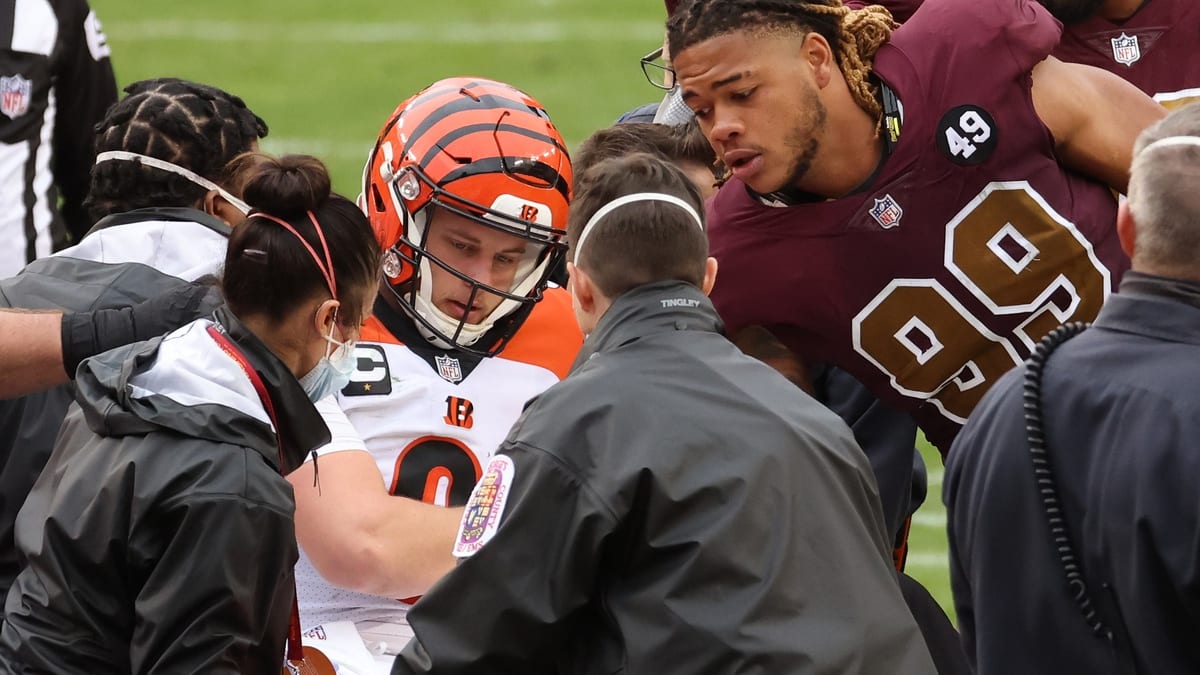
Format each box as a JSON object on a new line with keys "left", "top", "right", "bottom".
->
{"left": 667, "top": 0, "right": 898, "bottom": 122}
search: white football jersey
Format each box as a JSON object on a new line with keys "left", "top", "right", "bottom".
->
{"left": 295, "top": 289, "right": 581, "bottom": 630}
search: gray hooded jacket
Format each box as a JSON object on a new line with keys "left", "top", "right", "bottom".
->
{"left": 0, "top": 307, "right": 328, "bottom": 674}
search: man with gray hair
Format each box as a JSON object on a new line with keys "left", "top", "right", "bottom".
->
{"left": 944, "top": 102, "right": 1200, "bottom": 675}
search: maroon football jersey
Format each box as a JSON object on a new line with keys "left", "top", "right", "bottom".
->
{"left": 847, "top": 0, "right": 924, "bottom": 23}
{"left": 1053, "top": 0, "right": 1200, "bottom": 109}
{"left": 707, "top": 0, "right": 1129, "bottom": 455}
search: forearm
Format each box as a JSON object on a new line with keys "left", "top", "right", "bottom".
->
{"left": 290, "top": 454, "right": 464, "bottom": 599}
{"left": 0, "top": 310, "right": 68, "bottom": 398}
{"left": 345, "top": 497, "right": 464, "bottom": 598}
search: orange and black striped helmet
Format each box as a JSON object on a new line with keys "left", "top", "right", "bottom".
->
{"left": 361, "top": 77, "right": 572, "bottom": 355}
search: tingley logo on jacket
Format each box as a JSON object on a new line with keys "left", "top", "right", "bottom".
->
{"left": 1111, "top": 33, "right": 1141, "bottom": 66}
{"left": 0, "top": 75, "right": 31, "bottom": 119}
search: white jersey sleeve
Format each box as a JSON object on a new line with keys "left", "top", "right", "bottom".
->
{"left": 310, "top": 395, "right": 367, "bottom": 460}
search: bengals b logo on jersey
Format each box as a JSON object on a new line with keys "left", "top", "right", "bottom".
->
{"left": 444, "top": 396, "right": 475, "bottom": 429}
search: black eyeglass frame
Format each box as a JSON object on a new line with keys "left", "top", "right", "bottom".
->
{"left": 639, "top": 47, "right": 676, "bottom": 91}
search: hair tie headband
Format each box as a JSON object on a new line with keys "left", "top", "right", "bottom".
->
{"left": 574, "top": 192, "right": 703, "bottom": 263}
{"left": 94, "top": 150, "right": 251, "bottom": 214}
{"left": 252, "top": 211, "right": 338, "bottom": 299}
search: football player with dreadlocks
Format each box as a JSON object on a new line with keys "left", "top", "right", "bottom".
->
{"left": 289, "top": 77, "right": 580, "bottom": 673}
{"left": 669, "top": 0, "right": 1166, "bottom": 455}
{"left": 0, "top": 77, "right": 266, "bottom": 599}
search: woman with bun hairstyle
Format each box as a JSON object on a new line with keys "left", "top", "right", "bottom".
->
{"left": 0, "top": 154, "right": 381, "bottom": 675}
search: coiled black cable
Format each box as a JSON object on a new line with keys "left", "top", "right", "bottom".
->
{"left": 1022, "top": 322, "right": 1111, "bottom": 638}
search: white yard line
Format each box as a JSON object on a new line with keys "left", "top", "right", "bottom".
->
{"left": 259, "top": 138, "right": 371, "bottom": 162}
{"left": 107, "top": 19, "right": 665, "bottom": 44}
{"left": 912, "top": 511, "right": 947, "bottom": 529}
{"left": 905, "top": 551, "right": 949, "bottom": 569}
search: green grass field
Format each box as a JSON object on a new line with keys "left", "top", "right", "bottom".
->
{"left": 92, "top": 0, "right": 955, "bottom": 622}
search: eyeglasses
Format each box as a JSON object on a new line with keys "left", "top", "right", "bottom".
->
{"left": 639, "top": 47, "right": 676, "bottom": 91}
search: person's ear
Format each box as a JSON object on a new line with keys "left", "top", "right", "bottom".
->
{"left": 1116, "top": 199, "right": 1136, "bottom": 260}
{"left": 313, "top": 298, "right": 341, "bottom": 337}
{"left": 203, "top": 190, "right": 246, "bottom": 227}
{"left": 567, "top": 262, "right": 596, "bottom": 314}
{"left": 701, "top": 256, "right": 719, "bottom": 295}
{"left": 804, "top": 32, "right": 835, "bottom": 89}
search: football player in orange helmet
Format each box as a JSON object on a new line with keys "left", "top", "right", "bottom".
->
{"left": 287, "top": 77, "right": 583, "bottom": 673}
{"left": 361, "top": 77, "right": 573, "bottom": 354}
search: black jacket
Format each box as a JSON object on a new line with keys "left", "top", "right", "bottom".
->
{"left": 394, "top": 281, "right": 935, "bottom": 674}
{"left": 0, "top": 207, "right": 229, "bottom": 600}
{"left": 0, "top": 307, "right": 328, "bottom": 674}
{"left": 946, "top": 272, "right": 1200, "bottom": 674}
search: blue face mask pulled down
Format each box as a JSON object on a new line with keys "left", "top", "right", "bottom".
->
{"left": 299, "top": 324, "right": 356, "bottom": 402}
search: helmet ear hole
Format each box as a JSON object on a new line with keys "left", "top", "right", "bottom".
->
{"left": 371, "top": 183, "right": 385, "bottom": 213}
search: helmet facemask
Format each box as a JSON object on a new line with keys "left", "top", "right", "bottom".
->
{"left": 382, "top": 162, "right": 566, "bottom": 356}
{"left": 364, "top": 78, "right": 573, "bottom": 356}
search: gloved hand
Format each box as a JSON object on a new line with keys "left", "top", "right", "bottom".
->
{"left": 60, "top": 279, "right": 224, "bottom": 378}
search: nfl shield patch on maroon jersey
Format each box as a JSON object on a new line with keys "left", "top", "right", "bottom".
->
{"left": 869, "top": 194, "right": 904, "bottom": 229}
{"left": 1111, "top": 33, "right": 1141, "bottom": 66}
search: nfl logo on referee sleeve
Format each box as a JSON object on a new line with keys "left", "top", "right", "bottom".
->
{"left": 0, "top": 75, "right": 31, "bottom": 119}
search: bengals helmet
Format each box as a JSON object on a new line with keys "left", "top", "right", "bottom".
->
{"left": 362, "top": 77, "right": 572, "bottom": 356}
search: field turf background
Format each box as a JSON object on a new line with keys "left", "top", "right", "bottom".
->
{"left": 92, "top": 0, "right": 955, "bottom": 621}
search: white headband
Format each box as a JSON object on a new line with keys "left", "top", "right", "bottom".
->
{"left": 1139, "top": 135, "right": 1200, "bottom": 156}
{"left": 94, "top": 150, "right": 251, "bottom": 215}
{"left": 574, "top": 192, "right": 703, "bottom": 263}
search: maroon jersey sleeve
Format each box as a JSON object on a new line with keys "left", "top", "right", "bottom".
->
{"left": 887, "top": 0, "right": 1061, "bottom": 92}
{"left": 846, "top": 0, "right": 925, "bottom": 24}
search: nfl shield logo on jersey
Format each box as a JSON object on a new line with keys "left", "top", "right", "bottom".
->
{"left": 0, "top": 75, "right": 31, "bottom": 120}
{"left": 435, "top": 354, "right": 463, "bottom": 383}
{"left": 1110, "top": 33, "right": 1141, "bottom": 66}
{"left": 869, "top": 194, "right": 903, "bottom": 229}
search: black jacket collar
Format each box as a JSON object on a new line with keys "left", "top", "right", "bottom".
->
{"left": 89, "top": 207, "right": 232, "bottom": 238}
{"left": 1095, "top": 271, "right": 1200, "bottom": 347}
{"left": 571, "top": 280, "right": 723, "bottom": 372}
{"left": 214, "top": 307, "right": 331, "bottom": 474}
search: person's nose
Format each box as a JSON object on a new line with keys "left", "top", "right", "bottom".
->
{"left": 709, "top": 106, "right": 743, "bottom": 146}
{"left": 461, "top": 256, "right": 497, "bottom": 289}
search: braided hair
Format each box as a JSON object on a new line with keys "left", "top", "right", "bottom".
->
{"left": 667, "top": 0, "right": 896, "bottom": 121}
{"left": 84, "top": 77, "right": 269, "bottom": 222}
